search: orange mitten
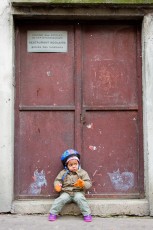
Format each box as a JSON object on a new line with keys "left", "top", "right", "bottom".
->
{"left": 73, "top": 178, "right": 85, "bottom": 188}
{"left": 54, "top": 184, "right": 62, "bottom": 192}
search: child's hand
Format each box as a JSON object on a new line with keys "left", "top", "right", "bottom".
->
{"left": 54, "top": 184, "right": 62, "bottom": 192}
{"left": 73, "top": 178, "right": 85, "bottom": 188}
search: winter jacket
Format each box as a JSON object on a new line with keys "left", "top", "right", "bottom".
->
{"left": 54, "top": 168, "right": 92, "bottom": 196}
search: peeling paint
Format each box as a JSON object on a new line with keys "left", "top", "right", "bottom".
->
{"left": 89, "top": 145, "right": 97, "bottom": 151}
{"left": 86, "top": 123, "right": 93, "bottom": 129}
{"left": 99, "top": 129, "right": 102, "bottom": 135}
{"left": 47, "top": 71, "right": 52, "bottom": 77}
{"left": 59, "top": 87, "right": 64, "bottom": 92}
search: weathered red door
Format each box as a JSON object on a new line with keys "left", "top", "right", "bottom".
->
{"left": 15, "top": 21, "right": 143, "bottom": 199}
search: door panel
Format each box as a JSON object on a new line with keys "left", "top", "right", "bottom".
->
{"left": 19, "top": 25, "right": 74, "bottom": 107}
{"left": 15, "top": 111, "right": 74, "bottom": 197}
{"left": 82, "top": 25, "right": 138, "bottom": 107}
{"left": 15, "top": 21, "right": 143, "bottom": 199}
{"left": 15, "top": 23, "right": 76, "bottom": 198}
{"left": 82, "top": 111, "right": 139, "bottom": 196}
{"left": 81, "top": 23, "right": 143, "bottom": 198}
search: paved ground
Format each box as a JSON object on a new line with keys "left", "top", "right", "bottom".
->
{"left": 0, "top": 214, "right": 153, "bottom": 230}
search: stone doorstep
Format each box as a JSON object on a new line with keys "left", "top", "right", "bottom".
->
{"left": 11, "top": 199, "right": 149, "bottom": 217}
{"left": 11, "top": 0, "right": 153, "bottom": 6}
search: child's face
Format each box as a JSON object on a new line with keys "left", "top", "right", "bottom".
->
{"left": 67, "top": 159, "right": 79, "bottom": 172}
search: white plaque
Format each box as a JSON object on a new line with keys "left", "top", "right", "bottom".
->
{"left": 27, "top": 31, "right": 67, "bottom": 53}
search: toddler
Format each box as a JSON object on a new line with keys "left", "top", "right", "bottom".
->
{"left": 48, "top": 149, "right": 92, "bottom": 222}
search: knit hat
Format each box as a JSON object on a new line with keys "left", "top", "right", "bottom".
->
{"left": 61, "top": 149, "right": 80, "bottom": 167}
{"left": 66, "top": 156, "right": 80, "bottom": 164}
{"left": 61, "top": 149, "right": 81, "bottom": 181}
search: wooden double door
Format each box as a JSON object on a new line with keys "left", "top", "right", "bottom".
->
{"left": 15, "top": 21, "right": 143, "bottom": 198}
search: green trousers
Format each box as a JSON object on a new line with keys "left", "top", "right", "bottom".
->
{"left": 49, "top": 192, "right": 91, "bottom": 216}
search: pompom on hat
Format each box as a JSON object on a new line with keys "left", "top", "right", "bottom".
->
{"left": 61, "top": 149, "right": 80, "bottom": 167}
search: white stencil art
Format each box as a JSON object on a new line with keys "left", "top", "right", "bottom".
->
{"left": 108, "top": 169, "right": 134, "bottom": 192}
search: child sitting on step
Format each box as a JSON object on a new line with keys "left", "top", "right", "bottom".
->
{"left": 48, "top": 149, "right": 92, "bottom": 222}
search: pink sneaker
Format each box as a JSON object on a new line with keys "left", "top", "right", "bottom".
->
{"left": 48, "top": 213, "right": 57, "bottom": 221}
{"left": 83, "top": 214, "right": 92, "bottom": 222}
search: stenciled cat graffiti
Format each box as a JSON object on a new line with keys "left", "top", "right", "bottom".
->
{"left": 28, "top": 169, "right": 47, "bottom": 195}
{"left": 107, "top": 169, "right": 134, "bottom": 192}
